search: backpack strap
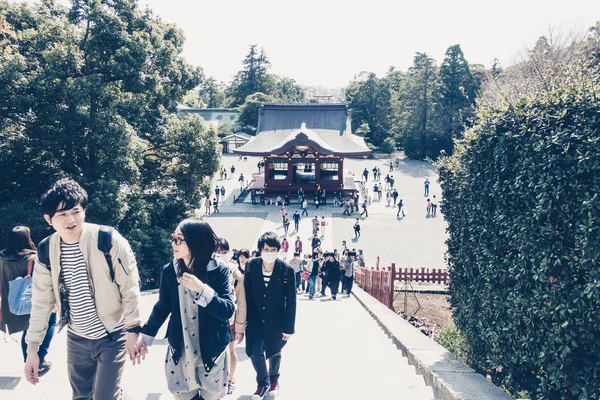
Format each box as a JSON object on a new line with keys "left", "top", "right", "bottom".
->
{"left": 37, "top": 235, "right": 52, "bottom": 271}
{"left": 98, "top": 226, "right": 115, "bottom": 282}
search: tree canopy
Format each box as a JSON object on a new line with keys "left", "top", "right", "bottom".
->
{"left": 0, "top": 0, "right": 219, "bottom": 288}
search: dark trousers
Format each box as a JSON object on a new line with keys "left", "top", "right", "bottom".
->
{"left": 67, "top": 330, "right": 127, "bottom": 400}
{"left": 301, "top": 208, "right": 308, "bottom": 216}
{"left": 294, "top": 221, "right": 299, "bottom": 231}
{"left": 22, "top": 312, "right": 57, "bottom": 362}
{"left": 250, "top": 335, "right": 282, "bottom": 387}
{"left": 329, "top": 278, "right": 339, "bottom": 297}
{"left": 343, "top": 276, "right": 354, "bottom": 294}
{"left": 320, "top": 275, "right": 328, "bottom": 295}
{"left": 295, "top": 272, "right": 303, "bottom": 290}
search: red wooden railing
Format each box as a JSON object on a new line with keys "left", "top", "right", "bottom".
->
{"left": 355, "top": 262, "right": 449, "bottom": 311}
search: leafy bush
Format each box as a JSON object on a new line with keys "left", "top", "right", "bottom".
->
{"left": 437, "top": 324, "right": 471, "bottom": 365}
{"left": 438, "top": 65, "right": 600, "bottom": 398}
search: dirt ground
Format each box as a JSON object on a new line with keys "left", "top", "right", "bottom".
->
{"left": 393, "top": 292, "right": 453, "bottom": 329}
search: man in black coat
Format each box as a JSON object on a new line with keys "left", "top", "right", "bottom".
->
{"left": 322, "top": 252, "right": 341, "bottom": 300}
{"left": 244, "top": 232, "right": 297, "bottom": 399}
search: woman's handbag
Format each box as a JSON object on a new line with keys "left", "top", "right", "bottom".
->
{"left": 8, "top": 257, "right": 34, "bottom": 316}
{"left": 301, "top": 270, "right": 309, "bottom": 281}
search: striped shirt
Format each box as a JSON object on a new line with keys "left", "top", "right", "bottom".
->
{"left": 262, "top": 269, "right": 273, "bottom": 287}
{"left": 60, "top": 241, "right": 110, "bottom": 339}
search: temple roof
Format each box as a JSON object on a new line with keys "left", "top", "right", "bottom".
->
{"left": 233, "top": 103, "right": 371, "bottom": 156}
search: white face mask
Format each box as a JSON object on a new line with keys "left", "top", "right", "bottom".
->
{"left": 262, "top": 252, "right": 278, "bottom": 263}
{"left": 215, "top": 253, "right": 229, "bottom": 263}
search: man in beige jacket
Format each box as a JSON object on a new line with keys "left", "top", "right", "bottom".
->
{"left": 24, "top": 178, "right": 143, "bottom": 399}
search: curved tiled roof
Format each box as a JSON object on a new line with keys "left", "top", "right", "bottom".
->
{"left": 234, "top": 103, "right": 371, "bottom": 156}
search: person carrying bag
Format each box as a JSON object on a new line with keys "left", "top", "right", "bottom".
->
{"left": 8, "top": 257, "right": 34, "bottom": 315}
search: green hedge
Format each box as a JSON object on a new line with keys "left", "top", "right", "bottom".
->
{"left": 438, "top": 81, "right": 600, "bottom": 398}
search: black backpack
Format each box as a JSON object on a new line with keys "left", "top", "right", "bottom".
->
{"left": 37, "top": 226, "right": 116, "bottom": 281}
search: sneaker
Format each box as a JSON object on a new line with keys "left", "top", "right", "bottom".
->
{"left": 227, "top": 380, "right": 236, "bottom": 395}
{"left": 38, "top": 360, "right": 52, "bottom": 377}
{"left": 252, "top": 385, "right": 269, "bottom": 399}
{"left": 269, "top": 381, "right": 280, "bottom": 396}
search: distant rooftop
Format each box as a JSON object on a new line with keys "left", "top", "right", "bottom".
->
{"left": 234, "top": 103, "right": 370, "bottom": 157}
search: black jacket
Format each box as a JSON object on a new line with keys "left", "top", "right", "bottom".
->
{"left": 244, "top": 257, "right": 297, "bottom": 359}
{"left": 323, "top": 259, "right": 341, "bottom": 281}
{"left": 141, "top": 260, "right": 234, "bottom": 372}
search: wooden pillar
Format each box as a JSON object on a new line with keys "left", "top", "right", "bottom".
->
{"left": 338, "top": 157, "right": 344, "bottom": 191}
{"left": 315, "top": 158, "right": 321, "bottom": 186}
{"left": 287, "top": 157, "right": 293, "bottom": 197}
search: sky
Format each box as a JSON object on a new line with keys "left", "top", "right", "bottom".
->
{"left": 9, "top": 0, "right": 600, "bottom": 88}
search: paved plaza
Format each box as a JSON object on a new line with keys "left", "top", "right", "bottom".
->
{"left": 207, "top": 154, "right": 448, "bottom": 270}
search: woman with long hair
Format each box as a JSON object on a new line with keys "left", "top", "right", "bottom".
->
{"left": 0, "top": 226, "right": 56, "bottom": 374}
{"left": 140, "top": 219, "right": 234, "bottom": 400}
{"left": 214, "top": 240, "right": 248, "bottom": 396}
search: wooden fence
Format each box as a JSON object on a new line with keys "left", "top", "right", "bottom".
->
{"left": 355, "top": 262, "right": 449, "bottom": 311}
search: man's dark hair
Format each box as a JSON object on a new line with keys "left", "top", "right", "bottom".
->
{"left": 257, "top": 231, "right": 280, "bottom": 251}
{"left": 40, "top": 178, "right": 89, "bottom": 218}
{"left": 293, "top": 252, "right": 300, "bottom": 257}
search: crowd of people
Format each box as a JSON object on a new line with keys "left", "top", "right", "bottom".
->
{"left": 0, "top": 178, "right": 303, "bottom": 400}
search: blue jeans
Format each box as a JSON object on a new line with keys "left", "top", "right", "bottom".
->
{"left": 22, "top": 312, "right": 57, "bottom": 362}
{"left": 308, "top": 276, "right": 317, "bottom": 296}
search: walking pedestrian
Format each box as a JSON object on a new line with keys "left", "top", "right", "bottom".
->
{"left": 1, "top": 226, "right": 57, "bottom": 375}
{"left": 353, "top": 218, "right": 361, "bottom": 239}
{"left": 342, "top": 251, "right": 356, "bottom": 296}
{"left": 205, "top": 197, "right": 211, "bottom": 214}
{"left": 424, "top": 179, "right": 430, "bottom": 196}
{"left": 230, "top": 165, "right": 236, "bottom": 179}
{"left": 322, "top": 252, "right": 341, "bottom": 300}
{"left": 215, "top": 240, "right": 247, "bottom": 397}
{"left": 282, "top": 216, "right": 290, "bottom": 235}
{"left": 24, "top": 179, "right": 143, "bottom": 398}
{"left": 362, "top": 168, "right": 369, "bottom": 182}
{"left": 244, "top": 232, "right": 296, "bottom": 399}
{"left": 377, "top": 183, "right": 383, "bottom": 200}
{"left": 213, "top": 198, "right": 220, "bottom": 213}
{"left": 389, "top": 159, "right": 393, "bottom": 172}
{"left": 311, "top": 234, "right": 321, "bottom": 252}
{"left": 432, "top": 195, "right": 438, "bottom": 217}
{"left": 320, "top": 216, "right": 326, "bottom": 238}
{"left": 294, "top": 236, "right": 303, "bottom": 254}
{"left": 389, "top": 176, "right": 395, "bottom": 189}
{"left": 215, "top": 187, "right": 220, "bottom": 202}
{"left": 386, "top": 190, "right": 392, "bottom": 206}
{"left": 301, "top": 199, "right": 308, "bottom": 217}
{"left": 238, "top": 173, "right": 245, "bottom": 190}
{"left": 360, "top": 200, "right": 368, "bottom": 218}
{"left": 397, "top": 199, "right": 405, "bottom": 218}
{"left": 280, "top": 238, "right": 289, "bottom": 260}
{"left": 292, "top": 211, "right": 301, "bottom": 231}
{"left": 392, "top": 189, "right": 399, "bottom": 206}
{"left": 307, "top": 252, "right": 319, "bottom": 299}
{"left": 251, "top": 190, "right": 257, "bottom": 205}
{"left": 289, "top": 253, "right": 302, "bottom": 293}
{"left": 426, "top": 198, "right": 432, "bottom": 216}
{"left": 297, "top": 187, "right": 304, "bottom": 204}
{"left": 280, "top": 207, "right": 288, "bottom": 223}
{"left": 343, "top": 200, "right": 350, "bottom": 216}
{"left": 220, "top": 185, "right": 226, "bottom": 200}
{"left": 312, "top": 216, "right": 319, "bottom": 236}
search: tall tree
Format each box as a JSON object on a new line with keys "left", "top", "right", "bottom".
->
{"left": 227, "top": 44, "right": 275, "bottom": 107}
{"left": 0, "top": 0, "right": 218, "bottom": 288}
{"left": 400, "top": 53, "right": 445, "bottom": 159}
{"left": 274, "top": 76, "right": 305, "bottom": 103}
{"left": 237, "top": 92, "right": 277, "bottom": 134}
{"left": 345, "top": 72, "right": 393, "bottom": 146}
{"left": 200, "top": 77, "right": 227, "bottom": 108}
{"left": 439, "top": 44, "right": 478, "bottom": 141}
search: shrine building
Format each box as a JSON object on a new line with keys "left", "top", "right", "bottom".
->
{"left": 233, "top": 103, "right": 371, "bottom": 196}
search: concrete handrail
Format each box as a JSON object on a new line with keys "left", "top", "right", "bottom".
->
{"left": 352, "top": 286, "right": 514, "bottom": 400}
